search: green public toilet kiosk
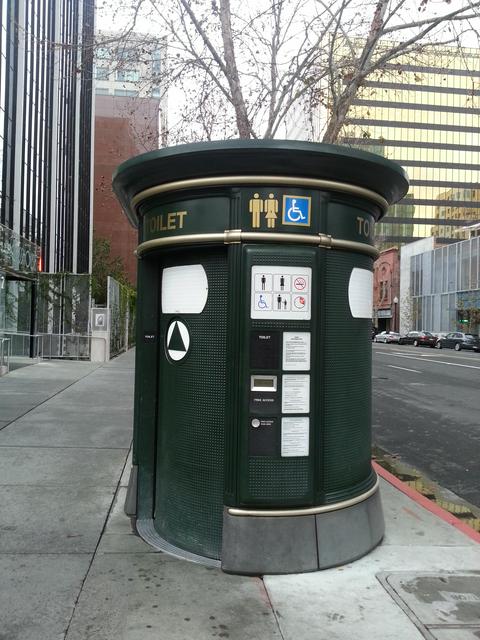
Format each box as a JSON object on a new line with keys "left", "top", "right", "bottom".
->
{"left": 113, "top": 140, "right": 408, "bottom": 575}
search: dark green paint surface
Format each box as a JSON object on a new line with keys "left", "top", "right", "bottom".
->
{"left": 113, "top": 140, "right": 408, "bottom": 227}
{"left": 141, "top": 195, "right": 231, "bottom": 242}
{"left": 139, "top": 187, "right": 378, "bottom": 250}
{"left": 323, "top": 251, "right": 376, "bottom": 502}
{"left": 237, "top": 245, "right": 318, "bottom": 507}
{"left": 154, "top": 249, "right": 228, "bottom": 559}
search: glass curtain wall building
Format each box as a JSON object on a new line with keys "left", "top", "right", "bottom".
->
{"left": 410, "top": 236, "right": 480, "bottom": 333}
{"left": 1, "top": 0, "right": 94, "bottom": 271}
{"left": 340, "top": 45, "right": 480, "bottom": 249}
{"left": 0, "top": 0, "right": 94, "bottom": 337}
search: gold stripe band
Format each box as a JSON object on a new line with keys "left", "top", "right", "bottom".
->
{"left": 136, "top": 230, "right": 379, "bottom": 259}
{"left": 131, "top": 175, "right": 389, "bottom": 213}
{"left": 226, "top": 477, "right": 379, "bottom": 517}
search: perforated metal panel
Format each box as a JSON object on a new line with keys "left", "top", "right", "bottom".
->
{"left": 154, "top": 249, "right": 228, "bottom": 559}
{"left": 247, "top": 458, "right": 310, "bottom": 500}
{"left": 323, "top": 250, "right": 374, "bottom": 500}
{"left": 238, "top": 245, "right": 317, "bottom": 506}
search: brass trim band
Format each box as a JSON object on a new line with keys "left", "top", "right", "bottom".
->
{"left": 136, "top": 230, "right": 379, "bottom": 259}
{"left": 226, "top": 477, "right": 379, "bottom": 518}
{"left": 131, "top": 175, "right": 389, "bottom": 213}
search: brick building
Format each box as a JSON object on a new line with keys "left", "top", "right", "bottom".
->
{"left": 93, "top": 96, "right": 160, "bottom": 285}
{"left": 373, "top": 248, "right": 400, "bottom": 333}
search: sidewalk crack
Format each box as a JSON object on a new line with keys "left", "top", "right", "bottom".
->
{"left": 0, "top": 365, "right": 103, "bottom": 433}
{"left": 261, "top": 579, "right": 287, "bottom": 640}
{"left": 62, "top": 444, "right": 132, "bottom": 639}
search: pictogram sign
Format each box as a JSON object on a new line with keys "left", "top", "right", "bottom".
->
{"left": 282, "top": 195, "right": 311, "bottom": 226}
{"left": 166, "top": 320, "right": 190, "bottom": 362}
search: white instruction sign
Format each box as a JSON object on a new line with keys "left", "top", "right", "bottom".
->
{"left": 281, "top": 417, "right": 309, "bottom": 457}
{"left": 282, "top": 374, "right": 310, "bottom": 413}
{"left": 251, "top": 265, "right": 311, "bottom": 320}
{"left": 283, "top": 332, "right": 311, "bottom": 371}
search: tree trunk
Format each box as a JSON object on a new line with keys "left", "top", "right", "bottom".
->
{"left": 218, "top": 0, "right": 252, "bottom": 138}
{"left": 322, "top": 81, "right": 360, "bottom": 144}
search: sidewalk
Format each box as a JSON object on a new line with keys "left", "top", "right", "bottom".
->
{"left": 0, "top": 352, "right": 479, "bottom": 640}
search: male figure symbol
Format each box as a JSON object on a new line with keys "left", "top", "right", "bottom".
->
{"left": 249, "top": 193, "right": 263, "bottom": 228}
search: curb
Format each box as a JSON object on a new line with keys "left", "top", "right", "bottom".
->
{"left": 373, "top": 460, "right": 480, "bottom": 544}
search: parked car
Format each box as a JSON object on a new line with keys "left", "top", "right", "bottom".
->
{"left": 374, "top": 331, "right": 401, "bottom": 344}
{"left": 398, "top": 331, "right": 437, "bottom": 347}
{"left": 435, "top": 332, "right": 480, "bottom": 352}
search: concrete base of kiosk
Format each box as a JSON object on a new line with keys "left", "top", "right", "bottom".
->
{"left": 126, "top": 465, "right": 384, "bottom": 575}
{"left": 221, "top": 487, "right": 384, "bottom": 575}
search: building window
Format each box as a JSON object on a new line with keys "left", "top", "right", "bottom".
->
{"left": 114, "top": 89, "right": 139, "bottom": 97}
{"left": 95, "top": 67, "right": 109, "bottom": 80}
{"left": 116, "top": 69, "right": 139, "bottom": 82}
{"left": 96, "top": 47, "right": 110, "bottom": 60}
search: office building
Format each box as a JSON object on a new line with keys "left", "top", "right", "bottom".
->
{"left": 1, "top": 0, "right": 94, "bottom": 336}
{"left": 93, "top": 32, "right": 165, "bottom": 284}
{"left": 94, "top": 95, "right": 160, "bottom": 285}
{"left": 408, "top": 235, "right": 480, "bottom": 334}
{"left": 94, "top": 32, "right": 166, "bottom": 142}
{"left": 340, "top": 44, "right": 480, "bottom": 247}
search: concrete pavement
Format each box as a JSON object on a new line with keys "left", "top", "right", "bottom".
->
{"left": 1, "top": 350, "right": 479, "bottom": 639}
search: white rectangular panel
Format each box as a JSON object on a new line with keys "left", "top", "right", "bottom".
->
{"left": 162, "top": 265, "right": 208, "bottom": 314}
{"left": 251, "top": 265, "right": 311, "bottom": 320}
{"left": 281, "top": 374, "right": 310, "bottom": 413}
{"left": 281, "top": 417, "right": 309, "bottom": 457}
{"left": 348, "top": 268, "right": 373, "bottom": 319}
{"left": 282, "top": 332, "right": 311, "bottom": 371}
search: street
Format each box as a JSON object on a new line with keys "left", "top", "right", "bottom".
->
{"left": 372, "top": 343, "right": 480, "bottom": 508}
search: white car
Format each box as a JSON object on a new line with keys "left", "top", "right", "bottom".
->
{"left": 374, "top": 331, "right": 401, "bottom": 344}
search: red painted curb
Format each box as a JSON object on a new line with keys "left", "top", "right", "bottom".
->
{"left": 373, "top": 460, "right": 480, "bottom": 544}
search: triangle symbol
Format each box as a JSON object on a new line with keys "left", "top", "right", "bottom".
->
{"left": 168, "top": 322, "right": 186, "bottom": 352}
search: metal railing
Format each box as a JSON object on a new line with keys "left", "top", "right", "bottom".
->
{"left": 0, "top": 332, "right": 106, "bottom": 361}
{"left": 0, "top": 337, "right": 11, "bottom": 375}
{"left": 0, "top": 332, "right": 33, "bottom": 358}
{"left": 37, "top": 333, "right": 91, "bottom": 360}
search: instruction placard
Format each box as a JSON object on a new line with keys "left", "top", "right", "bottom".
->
{"left": 251, "top": 265, "right": 311, "bottom": 320}
{"left": 283, "top": 332, "right": 311, "bottom": 371}
{"left": 281, "top": 374, "right": 310, "bottom": 413}
{"left": 281, "top": 417, "right": 309, "bottom": 457}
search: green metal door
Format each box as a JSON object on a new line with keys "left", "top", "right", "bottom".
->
{"left": 154, "top": 247, "right": 228, "bottom": 559}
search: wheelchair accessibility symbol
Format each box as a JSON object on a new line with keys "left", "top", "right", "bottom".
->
{"left": 282, "top": 195, "right": 311, "bottom": 227}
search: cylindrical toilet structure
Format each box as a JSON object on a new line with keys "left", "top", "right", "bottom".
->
{"left": 113, "top": 140, "right": 409, "bottom": 574}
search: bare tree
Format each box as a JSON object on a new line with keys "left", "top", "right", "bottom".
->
{"left": 95, "top": 0, "right": 480, "bottom": 143}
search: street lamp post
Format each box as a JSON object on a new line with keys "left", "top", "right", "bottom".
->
{"left": 393, "top": 296, "right": 399, "bottom": 333}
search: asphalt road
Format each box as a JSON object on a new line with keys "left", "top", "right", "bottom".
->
{"left": 372, "top": 342, "right": 480, "bottom": 508}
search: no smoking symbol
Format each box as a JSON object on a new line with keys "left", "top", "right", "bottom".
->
{"left": 294, "top": 277, "right": 306, "bottom": 290}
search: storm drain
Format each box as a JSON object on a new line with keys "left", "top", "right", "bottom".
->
{"left": 378, "top": 572, "right": 480, "bottom": 640}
